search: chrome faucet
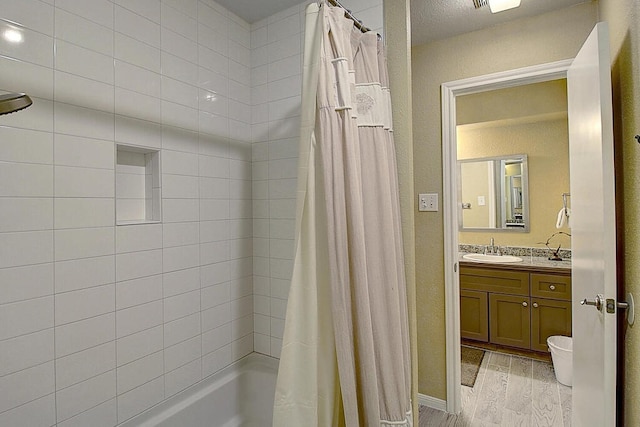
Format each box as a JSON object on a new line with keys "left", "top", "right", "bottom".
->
{"left": 484, "top": 237, "right": 501, "bottom": 256}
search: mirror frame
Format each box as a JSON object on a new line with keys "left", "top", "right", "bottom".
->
{"left": 457, "top": 154, "right": 530, "bottom": 232}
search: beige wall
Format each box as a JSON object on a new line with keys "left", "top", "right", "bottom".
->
{"left": 411, "top": 2, "right": 598, "bottom": 400}
{"left": 458, "top": 118, "right": 571, "bottom": 248}
{"left": 457, "top": 79, "right": 568, "bottom": 126}
{"left": 598, "top": 0, "right": 640, "bottom": 425}
{"left": 460, "top": 161, "right": 493, "bottom": 228}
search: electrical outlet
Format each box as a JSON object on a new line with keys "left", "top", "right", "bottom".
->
{"left": 418, "top": 193, "right": 438, "bottom": 212}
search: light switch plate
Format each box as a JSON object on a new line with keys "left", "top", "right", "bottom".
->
{"left": 418, "top": 193, "right": 438, "bottom": 212}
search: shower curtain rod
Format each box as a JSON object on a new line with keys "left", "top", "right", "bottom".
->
{"left": 325, "top": 0, "right": 372, "bottom": 34}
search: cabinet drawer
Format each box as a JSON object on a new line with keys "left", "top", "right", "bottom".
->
{"left": 460, "top": 290, "right": 488, "bottom": 342}
{"left": 460, "top": 266, "right": 529, "bottom": 296}
{"left": 531, "top": 273, "right": 571, "bottom": 301}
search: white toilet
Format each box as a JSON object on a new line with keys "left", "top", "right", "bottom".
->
{"left": 547, "top": 335, "right": 573, "bottom": 386}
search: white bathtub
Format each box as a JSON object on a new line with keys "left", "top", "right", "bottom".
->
{"left": 120, "top": 353, "right": 278, "bottom": 427}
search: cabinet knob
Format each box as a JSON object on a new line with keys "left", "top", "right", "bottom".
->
{"left": 522, "top": 301, "right": 528, "bottom": 307}
{"left": 549, "top": 285, "right": 556, "bottom": 291}
{"left": 533, "top": 302, "right": 539, "bottom": 308}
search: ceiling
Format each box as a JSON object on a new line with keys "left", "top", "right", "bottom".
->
{"left": 411, "top": 0, "right": 589, "bottom": 45}
{"left": 215, "top": 0, "right": 589, "bottom": 46}
{"left": 216, "top": 0, "right": 302, "bottom": 24}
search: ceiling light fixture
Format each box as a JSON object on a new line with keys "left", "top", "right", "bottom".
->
{"left": 489, "top": 0, "right": 521, "bottom": 13}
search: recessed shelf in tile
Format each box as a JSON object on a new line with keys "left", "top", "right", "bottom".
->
{"left": 116, "top": 144, "right": 161, "bottom": 225}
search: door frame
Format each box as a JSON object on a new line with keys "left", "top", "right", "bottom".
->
{"left": 441, "top": 59, "right": 573, "bottom": 414}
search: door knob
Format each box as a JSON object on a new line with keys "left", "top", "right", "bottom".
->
{"left": 605, "top": 293, "right": 635, "bottom": 326}
{"left": 581, "top": 294, "right": 603, "bottom": 311}
{"left": 522, "top": 301, "right": 528, "bottom": 307}
{"left": 533, "top": 302, "right": 539, "bottom": 308}
{"left": 549, "top": 285, "right": 556, "bottom": 291}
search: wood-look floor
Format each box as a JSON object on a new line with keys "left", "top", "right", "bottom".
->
{"left": 419, "top": 350, "right": 572, "bottom": 426}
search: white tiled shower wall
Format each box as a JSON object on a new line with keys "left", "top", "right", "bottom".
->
{"left": 0, "top": 0, "right": 253, "bottom": 425}
{"left": 0, "top": 0, "right": 382, "bottom": 425}
{"left": 249, "top": 0, "right": 383, "bottom": 358}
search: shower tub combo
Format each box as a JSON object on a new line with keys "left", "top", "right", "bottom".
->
{"left": 121, "top": 354, "right": 278, "bottom": 427}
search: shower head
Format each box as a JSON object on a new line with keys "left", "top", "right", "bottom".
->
{"left": 0, "top": 93, "right": 32, "bottom": 116}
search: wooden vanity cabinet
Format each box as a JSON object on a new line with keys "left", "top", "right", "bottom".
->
{"left": 460, "top": 265, "right": 571, "bottom": 353}
{"left": 459, "top": 266, "right": 529, "bottom": 348}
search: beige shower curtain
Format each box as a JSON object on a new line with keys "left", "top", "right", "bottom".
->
{"left": 273, "top": 3, "right": 412, "bottom": 426}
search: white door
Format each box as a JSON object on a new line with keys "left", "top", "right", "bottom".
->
{"left": 567, "top": 22, "right": 617, "bottom": 427}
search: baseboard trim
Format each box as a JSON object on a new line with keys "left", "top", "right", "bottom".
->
{"left": 418, "top": 393, "right": 447, "bottom": 412}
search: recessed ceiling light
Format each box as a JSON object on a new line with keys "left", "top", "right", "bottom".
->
{"left": 489, "top": 0, "right": 521, "bottom": 13}
{"left": 3, "top": 28, "right": 23, "bottom": 43}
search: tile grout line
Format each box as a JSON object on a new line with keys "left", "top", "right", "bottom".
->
{"left": 52, "top": 2, "right": 58, "bottom": 422}
{"left": 196, "top": 0, "right": 203, "bottom": 383}
{"left": 112, "top": 1, "right": 119, "bottom": 423}
{"left": 160, "top": 0, "right": 167, "bottom": 407}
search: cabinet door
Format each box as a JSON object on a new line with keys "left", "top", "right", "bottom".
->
{"left": 489, "top": 293, "right": 531, "bottom": 349}
{"left": 531, "top": 298, "right": 572, "bottom": 352}
{"left": 460, "top": 290, "right": 488, "bottom": 342}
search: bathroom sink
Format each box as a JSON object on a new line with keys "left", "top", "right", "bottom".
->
{"left": 462, "top": 253, "right": 523, "bottom": 263}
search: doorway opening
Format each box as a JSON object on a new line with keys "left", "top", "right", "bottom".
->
{"left": 441, "top": 60, "right": 573, "bottom": 415}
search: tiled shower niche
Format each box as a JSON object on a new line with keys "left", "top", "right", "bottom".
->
{"left": 116, "top": 144, "right": 161, "bottom": 225}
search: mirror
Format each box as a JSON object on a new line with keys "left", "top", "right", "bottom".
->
{"left": 458, "top": 154, "right": 529, "bottom": 232}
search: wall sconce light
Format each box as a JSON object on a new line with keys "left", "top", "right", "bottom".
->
{"left": 489, "top": 0, "right": 521, "bottom": 13}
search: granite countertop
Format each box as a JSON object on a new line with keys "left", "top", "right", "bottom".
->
{"left": 458, "top": 253, "right": 571, "bottom": 273}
